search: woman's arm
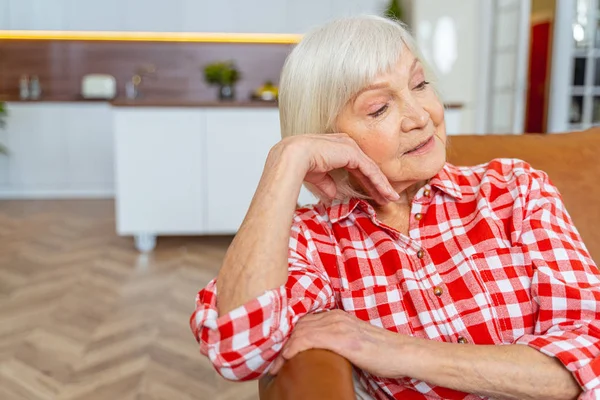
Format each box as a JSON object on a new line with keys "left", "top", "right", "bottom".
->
{"left": 271, "top": 311, "right": 581, "bottom": 400}
{"left": 215, "top": 145, "right": 306, "bottom": 315}
{"left": 217, "top": 135, "right": 399, "bottom": 315}
{"left": 190, "top": 134, "right": 399, "bottom": 380}
{"left": 403, "top": 337, "right": 580, "bottom": 400}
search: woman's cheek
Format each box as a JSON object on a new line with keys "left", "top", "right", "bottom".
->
{"left": 427, "top": 96, "right": 445, "bottom": 126}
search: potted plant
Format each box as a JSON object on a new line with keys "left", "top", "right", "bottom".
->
{"left": 385, "top": 0, "right": 404, "bottom": 22}
{"left": 0, "top": 102, "right": 7, "bottom": 155}
{"left": 203, "top": 61, "right": 241, "bottom": 101}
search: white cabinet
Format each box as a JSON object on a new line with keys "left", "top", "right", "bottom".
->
{"left": 113, "top": 108, "right": 206, "bottom": 239}
{"left": 0, "top": 103, "right": 114, "bottom": 197}
{"left": 205, "top": 109, "right": 280, "bottom": 233}
{"left": 5, "top": 104, "right": 69, "bottom": 188}
{"left": 112, "top": 106, "right": 291, "bottom": 249}
{"left": 65, "top": 104, "right": 114, "bottom": 191}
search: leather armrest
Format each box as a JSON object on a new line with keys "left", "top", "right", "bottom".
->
{"left": 258, "top": 349, "right": 356, "bottom": 400}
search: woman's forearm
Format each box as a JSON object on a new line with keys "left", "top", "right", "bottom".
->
{"left": 216, "top": 145, "right": 306, "bottom": 316}
{"left": 402, "top": 337, "right": 581, "bottom": 400}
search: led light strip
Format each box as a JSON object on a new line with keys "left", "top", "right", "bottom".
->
{"left": 0, "top": 30, "right": 302, "bottom": 44}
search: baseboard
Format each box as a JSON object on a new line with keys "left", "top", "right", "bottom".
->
{"left": 0, "top": 187, "right": 115, "bottom": 199}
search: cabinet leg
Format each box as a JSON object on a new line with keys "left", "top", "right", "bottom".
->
{"left": 134, "top": 233, "right": 157, "bottom": 253}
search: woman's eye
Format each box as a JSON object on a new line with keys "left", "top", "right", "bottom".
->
{"left": 414, "top": 81, "right": 430, "bottom": 91}
{"left": 368, "top": 104, "right": 388, "bottom": 118}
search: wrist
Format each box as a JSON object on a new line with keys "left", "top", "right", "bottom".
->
{"left": 265, "top": 138, "right": 309, "bottom": 184}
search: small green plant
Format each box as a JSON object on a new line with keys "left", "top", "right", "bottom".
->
{"left": 385, "top": 0, "right": 404, "bottom": 22}
{"left": 203, "top": 61, "right": 241, "bottom": 86}
{"left": 0, "top": 102, "right": 7, "bottom": 155}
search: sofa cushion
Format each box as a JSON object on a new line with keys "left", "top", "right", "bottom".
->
{"left": 447, "top": 129, "right": 599, "bottom": 263}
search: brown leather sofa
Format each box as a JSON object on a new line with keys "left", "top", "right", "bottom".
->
{"left": 259, "top": 129, "right": 600, "bottom": 400}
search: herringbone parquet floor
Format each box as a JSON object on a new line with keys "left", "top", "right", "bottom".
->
{"left": 0, "top": 200, "right": 259, "bottom": 400}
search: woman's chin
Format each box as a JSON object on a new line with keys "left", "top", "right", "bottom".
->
{"left": 394, "top": 137, "right": 446, "bottom": 181}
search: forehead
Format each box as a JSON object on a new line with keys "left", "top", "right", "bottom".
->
{"left": 368, "top": 52, "right": 420, "bottom": 84}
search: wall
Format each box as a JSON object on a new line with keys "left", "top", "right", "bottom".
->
{"left": 0, "top": 41, "right": 291, "bottom": 101}
{"left": 531, "top": 0, "right": 556, "bottom": 21}
{"left": 412, "top": 0, "right": 481, "bottom": 133}
{"left": 1, "top": 0, "right": 391, "bottom": 34}
{"left": 547, "top": 0, "right": 575, "bottom": 132}
{"left": 0, "top": 0, "right": 409, "bottom": 101}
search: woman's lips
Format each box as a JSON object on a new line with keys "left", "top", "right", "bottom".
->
{"left": 404, "top": 136, "right": 435, "bottom": 155}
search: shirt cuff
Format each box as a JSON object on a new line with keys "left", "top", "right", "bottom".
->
{"left": 190, "top": 280, "right": 288, "bottom": 368}
{"left": 516, "top": 331, "right": 600, "bottom": 392}
{"left": 578, "top": 387, "right": 600, "bottom": 400}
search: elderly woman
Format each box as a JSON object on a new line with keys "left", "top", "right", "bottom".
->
{"left": 190, "top": 15, "right": 600, "bottom": 400}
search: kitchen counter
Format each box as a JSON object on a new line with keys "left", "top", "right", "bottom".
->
{"left": 1, "top": 95, "right": 464, "bottom": 110}
{"left": 1, "top": 95, "right": 463, "bottom": 110}
{"left": 112, "top": 99, "right": 464, "bottom": 109}
{"left": 110, "top": 98, "right": 278, "bottom": 108}
{"left": 0, "top": 95, "right": 279, "bottom": 108}
{"left": 0, "top": 95, "right": 109, "bottom": 102}
{"left": 0, "top": 98, "right": 465, "bottom": 206}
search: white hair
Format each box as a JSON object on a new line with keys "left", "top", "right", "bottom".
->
{"left": 278, "top": 15, "right": 436, "bottom": 202}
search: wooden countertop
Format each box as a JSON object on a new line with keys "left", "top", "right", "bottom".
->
{"left": 0, "top": 95, "right": 109, "bottom": 103}
{"left": 0, "top": 95, "right": 279, "bottom": 108}
{"left": 110, "top": 98, "right": 279, "bottom": 108}
{"left": 0, "top": 95, "right": 464, "bottom": 110}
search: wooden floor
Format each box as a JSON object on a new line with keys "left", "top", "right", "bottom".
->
{"left": 0, "top": 200, "right": 259, "bottom": 400}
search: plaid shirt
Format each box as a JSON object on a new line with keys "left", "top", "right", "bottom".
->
{"left": 191, "top": 159, "right": 600, "bottom": 399}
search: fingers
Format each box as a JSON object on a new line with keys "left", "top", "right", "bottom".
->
{"left": 310, "top": 173, "right": 338, "bottom": 200}
{"left": 269, "top": 354, "right": 285, "bottom": 375}
{"left": 268, "top": 310, "right": 347, "bottom": 375}
{"left": 351, "top": 170, "right": 393, "bottom": 205}
{"left": 297, "top": 133, "right": 399, "bottom": 204}
{"left": 325, "top": 135, "right": 398, "bottom": 203}
{"left": 345, "top": 145, "right": 399, "bottom": 204}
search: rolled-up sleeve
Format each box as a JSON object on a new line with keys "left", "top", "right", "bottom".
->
{"left": 189, "top": 216, "right": 336, "bottom": 381}
{"left": 513, "top": 168, "right": 600, "bottom": 397}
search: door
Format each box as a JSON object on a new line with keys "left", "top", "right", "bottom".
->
{"left": 487, "top": 0, "right": 531, "bottom": 134}
{"left": 525, "top": 21, "right": 552, "bottom": 133}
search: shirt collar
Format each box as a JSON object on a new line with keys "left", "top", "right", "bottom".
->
{"left": 326, "top": 197, "right": 363, "bottom": 224}
{"left": 428, "top": 163, "right": 463, "bottom": 200}
{"left": 325, "top": 163, "right": 462, "bottom": 224}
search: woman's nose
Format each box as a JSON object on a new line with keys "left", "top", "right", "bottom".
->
{"left": 400, "top": 102, "right": 429, "bottom": 133}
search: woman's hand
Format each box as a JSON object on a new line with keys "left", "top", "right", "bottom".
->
{"left": 217, "top": 133, "right": 397, "bottom": 318}
{"left": 268, "top": 133, "right": 399, "bottom": 204}
{"left": 268, "top": 310, "right": 407, "bottom": 378}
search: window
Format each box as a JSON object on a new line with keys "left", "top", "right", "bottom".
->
{"left": 569, "top": 0, "right": 600, "bottom": 129}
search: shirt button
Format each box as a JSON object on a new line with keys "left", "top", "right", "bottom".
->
{"left": 417, "top": 249, "right": 424, "bottom": 259}
{"left": 414, "top": 213, "right": 423, "bottom": 221}
{"left": 433, "top": 286, "right": 443, "bottom": 297}
{"left": 457, "top": 336, "right": 468, "bottom": 344}
{"left": 423, "top": 189, "right": 431, "bottom": 197}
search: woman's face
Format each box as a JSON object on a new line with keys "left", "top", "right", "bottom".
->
{"left": 336, "top": 49, "right": 447, "bottom": 193}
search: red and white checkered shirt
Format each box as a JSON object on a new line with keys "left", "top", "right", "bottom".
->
{"left": 190, "top": 159, "right": 600, "bottom": 399}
